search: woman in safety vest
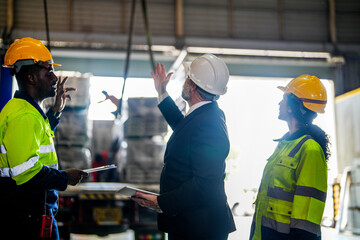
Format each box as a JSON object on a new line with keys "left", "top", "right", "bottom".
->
{"left": 250, "top": 75, "right": 331, "bottom": 240}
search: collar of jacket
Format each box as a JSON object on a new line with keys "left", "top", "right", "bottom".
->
{"left": 274, "top": 128, "right": 307, "bottom": 142}
{"left": 14, "top": 90, "right": 47, "bottom": 120}
{"left": 168, "top": 101, "right": 221, "bottom": 143}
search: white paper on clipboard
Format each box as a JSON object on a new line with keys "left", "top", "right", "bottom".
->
{"left": 83, "top": 164, "right": 117, "bottom": 173}
{"left": 118, "top": 186, "right": 159, "bottom": 197}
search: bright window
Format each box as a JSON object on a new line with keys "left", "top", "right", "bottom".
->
{"left": 88, "top": 77, "right": 158, "bottom": 120}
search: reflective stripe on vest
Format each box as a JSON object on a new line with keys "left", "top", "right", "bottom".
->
{"left": 0, "top": 145, "right": 6, "bottom": 154}
{"left": 39, "top": 144, "right": 55, "bottom": 153}
{"left": 0, "top": 144, "right": 55, "bottom": 154}
{"left": 290, "top": 218, "right": 321, "bottom": 235}
{"left": 0, "top": 144, "right": 56, "bottom": 177}
{"left": 2, "top": 155, "right": 39, "bottom": 177}
{"left": 0, "top": 159, "right": 58, "bottom": 177}
{"left": 267, "top": 186, "right": 294, "bottom": 202}
{"left": 294, "top": 185, "right": 326, "bottom": 203}
{"left": 262, "top": 216, "right": 290, "bottom": 234}
{"left": 47, "top": 163, "right": 58, "bottom": 170}
{"left": 262, "top": 216, "right": 321, "bottom": 235}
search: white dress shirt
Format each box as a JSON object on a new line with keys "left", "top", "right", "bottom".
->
{"left": 158, "top": 92, "right": 211, "bottom": 117}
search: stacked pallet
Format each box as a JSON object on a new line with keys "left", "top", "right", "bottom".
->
{"left": 44, "top": 72, "right": 93, "bottom": 172}
{"left": 122, "top": 98, "right": 168, "bottom": 183}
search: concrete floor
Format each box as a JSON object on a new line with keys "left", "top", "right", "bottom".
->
{"left": 70, "top": 216, "right": 360, "bottom": 240}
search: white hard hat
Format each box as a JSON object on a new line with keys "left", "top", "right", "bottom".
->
{"left": 184, "top": 54, "right": 229, "bottom": 95}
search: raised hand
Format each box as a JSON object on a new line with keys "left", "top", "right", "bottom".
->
{"left": 52, "top": 76, "right": 76, "bottom": 112}
{"left": 151, "top": 63, "right": 173, "bottom": 95}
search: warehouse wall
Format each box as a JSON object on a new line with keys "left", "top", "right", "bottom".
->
{"left": 1, "top": 0, "right": 359, "bottom": 43}
{"left": 1, "top": 0, "right": 359, "bottom": 95}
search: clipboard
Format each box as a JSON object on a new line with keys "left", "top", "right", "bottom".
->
{"left": 118, "top": 186, "right": 159, "bottom": 197}
{"left": 83, "top": 164, "right": 117, "bottom": 173}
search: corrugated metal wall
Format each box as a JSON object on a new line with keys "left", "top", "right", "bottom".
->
{"left": 1, "top": 0, "right": 359, "bottom": 95}
{"left": 336, "top": 0, "right": 360, "bottom": 43}
{"left": 1, "top": 0, "right": 359, "bottom": 43}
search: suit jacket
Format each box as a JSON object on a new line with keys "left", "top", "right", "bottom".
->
{"left": 157, "top": 96, "right": 236, "bottom": 239}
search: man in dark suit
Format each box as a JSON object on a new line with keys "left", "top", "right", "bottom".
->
{"left": 132, "top": 54, "right": 236, "bottom": 240}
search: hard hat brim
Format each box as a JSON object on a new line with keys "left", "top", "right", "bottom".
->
{"left": 51, "top": 63, "right": 61, "bottom": 67}
{"left": 277, "top": 86, "right": 286, "bottom": 92}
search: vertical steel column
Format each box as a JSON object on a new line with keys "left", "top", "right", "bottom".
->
{"left": 0, "top": 57, "right": 13, "bottom": 112}
{"left": 0, "top": 0, "right": 14, "bottom": 111}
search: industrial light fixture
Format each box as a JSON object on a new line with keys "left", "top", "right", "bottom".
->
{"left": 186, "top": 46, "right": 332, "bottom": 60}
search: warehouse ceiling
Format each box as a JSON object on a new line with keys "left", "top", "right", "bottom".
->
{"left": 1, "top": 0, "right": 360, "bottom": 94}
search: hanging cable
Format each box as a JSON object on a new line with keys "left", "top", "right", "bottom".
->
{"left": 141, "top": 0, "right": 156, "bottom": 72}
{"left": 115, "top": 0, "right": 137, "bottom": 118}
{"left": 43, "top": 0, "right": 51, "bottom": 51}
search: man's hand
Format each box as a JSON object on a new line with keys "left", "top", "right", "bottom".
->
{"left": 131, "top": 192, "right": 161, "bottom": 212}
{"left": 64, "top": 169, "right": 88, "bottom": 186}
{"left": 102, "top": 91, "right": 120, "bottom": 106}
{"left": 52, "top": 76, "right": 76, "bottom": 113}
{"left": 151, "top": 63, "right": 173, "bottom": 95}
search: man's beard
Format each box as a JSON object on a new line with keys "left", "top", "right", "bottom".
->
{"left": 181, "top": 87, "right": 191, "bottom": 101}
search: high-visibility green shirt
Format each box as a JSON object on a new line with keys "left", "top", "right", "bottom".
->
{"left": 251, "top": 131, "right": 327, "bottom": 239}
{"left": 0, "top": 97, "right": 58, "bottom": 185}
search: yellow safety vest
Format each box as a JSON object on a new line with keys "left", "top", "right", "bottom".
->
{"left": 251, "top": 135, "right": 328, "bottom": 239}
{"left": 0, "top": 98, "right": 58, "bottom": 185}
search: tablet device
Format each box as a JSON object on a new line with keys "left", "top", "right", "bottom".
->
{"left": 118, "top": 186, "right": 159, "bottom": 197}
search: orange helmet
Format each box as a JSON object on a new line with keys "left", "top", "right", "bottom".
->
{"left": 278, "top": 74, "right": 327, "bottom": 113}
{"left": 3, "top": 37, "right": 61, "bottom": 73}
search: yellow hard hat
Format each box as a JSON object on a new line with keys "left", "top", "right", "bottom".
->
{"left": 278, "top": 74, "right": 327, "bottom": 113}
{"left": 3, "top": 37, "right": 61, "bottom": 72}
